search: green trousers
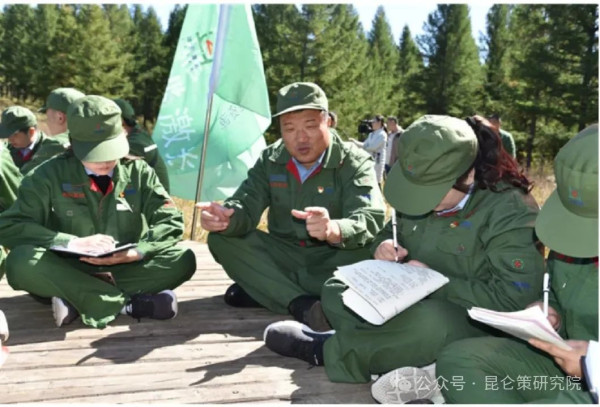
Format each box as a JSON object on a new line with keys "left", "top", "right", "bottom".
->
{"left": 207, "top": 230, "right": 372, "bottom": 314}
{"left": 436, "top": 337, "right": 595, "bottom": 404}
{"left": 320, "top": 278, "right": 493, "bottom": 383}
{"left": 6, "top": 245, "right": 196, "bottom": 328}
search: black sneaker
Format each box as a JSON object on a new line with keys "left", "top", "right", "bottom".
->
{"left": 263, "top": 320, "right": 334, "bottom": 366}
{"left": 288, "top": 296, "right": 332, "bottom": 332}
{"left": 126, "top": 290, "right": 178, "bottom": 320}
{"left": 224, "top": 283, "right": 262, "bottom": 308}
{"left": 0, "top": 310, "right": 8, "bottom": 343}
{"left": 52, "top": 297, "right": 80, "bottom": 327}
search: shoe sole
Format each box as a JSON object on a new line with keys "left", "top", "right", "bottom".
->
{"left": 0, "top": 310, "right": 8, "bottom": 343}
{"left": 371, "top": 366, "right": 441, "bottom": 404}
{"left": 158, "top": 290, "right": 178, "bottom": 319}
{"left": 263, "top": 320, "right": 335, "bottom": 342}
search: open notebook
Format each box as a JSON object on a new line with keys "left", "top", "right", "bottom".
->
{"left": 49, "top": 243, "right": 137, "bottom": 258}
{"left": 468, "top": 306, "right": 572, "bottom": 350}
{"left": 334, "top": 259, "right": 449, "bottom": 325}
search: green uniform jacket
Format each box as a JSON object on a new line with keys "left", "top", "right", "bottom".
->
{"left": 372, "top": 185, "right": 544, "bottom": 311}
{"left": 9, "top": 131, "right": 67, "bottom": 175}
{"left": 547, "top": 252, "right": 598, "bottom": 341}
{"left": 52, "top": 131, "right": 71, "bottom": 146}
{"left": 0, "top": 151, "right": 183, "bottom": 258}
{"left": 0, "top": 144, "right": 23, "bottom": 212}
{"left": 128, "top": 126, "right": 170, "bottom": 193}
{"left": 221, "top": 132, "right": 386, "bottom": 249}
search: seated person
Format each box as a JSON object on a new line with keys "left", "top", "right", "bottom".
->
{"left": 197, "top": 82, "right": 385, "bottom": 324}
{"left": 263, "top": 115, "right": 545, "bottom": 391}
{"left": 0, "top": 106, "right": 67, "bottom": 175}
{"left": 0, "top": 143, "right": 22, "bottom": 281}
{"left": 435, "top": 124, "right": 598, "bottom": 404}
{"left": 112, "top": 98, "right": 170, "bottom": 193}
{"left": 38, "top": 87, "right": 86, "bottom": 146}
{"left": 0, "top": 96, "right": 196, "bottom": 329}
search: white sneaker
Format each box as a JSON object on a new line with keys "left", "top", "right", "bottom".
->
{"left": 0, "top": 310, "right": 8, "bottom": 343}
{"left": 371, "top": 366, "right": 442, "bottom": 404}
{"left": 51, "top": 297, "right": 80, "bottom": 327}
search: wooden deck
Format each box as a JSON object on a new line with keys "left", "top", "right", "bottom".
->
{"left": 0, "top": 241, "right": 374, "bottom": 403}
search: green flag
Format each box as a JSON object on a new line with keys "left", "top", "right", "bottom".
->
{"left": 154, "top": 4, "right": 271, "bottom": 201}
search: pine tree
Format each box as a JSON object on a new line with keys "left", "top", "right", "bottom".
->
{"left": 418, "top": 4, "right": 483, "bottom": 116}
{"left": 103, "top": 5, "right": 135, "bottom": 82}
{"left": 253, "top": 4, "right": 306, "bottom": 142}
{"left": 29, "top": 5, "right": 60, "bottom": 99}
{"left": 131, "top": 7, "right": 167, "bottom": 125}
{"left": 482, "top": 5, "right": 512, "bottom": 113}
{"left": 47, "top": 5, "right": 82, "bottom": 91}
{"left": 302, "top": 4, "right": 372, "bottom": 139}
{"left": 163, "top": 5, "right": 187, "bottom": 71}
{"left": 72, "top": 5, "right": 132, "bottom": 97}
{"left": 0, "top": 4, "right": 35, "bottom": 99}
{"left": 396, "top": 25, "right": 426, "bottom": 127}
{"left": 545, "top": 5, "right": 598, "bottom": 131}
{"left": 365, "top": 6, "right": 398, "bottom": 116}
{"left": 506, "top": 5, "right": 560, "bottom": 168}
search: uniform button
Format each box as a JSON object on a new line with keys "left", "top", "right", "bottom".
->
{"left": 299, "top": 241, "right": 306, "bottom": 247}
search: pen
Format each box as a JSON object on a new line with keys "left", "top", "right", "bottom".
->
{"left": 543, "top": 272, "right": 550, "bottom": 317}
{"left": 391, "top": 208, "right": 398, "bottom": 262}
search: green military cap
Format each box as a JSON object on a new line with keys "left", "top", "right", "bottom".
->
{"left": 67, "top": 95, "right": 128, "bottom": 162}
{"left": 535, "top": 124, "right": 598, "bottom": 257}
{"left": 112, "top": 98, "right": 136, "bottom": 122}
{"left": 384, "top": 115, "right": 478, "bottom": 216}
{"left": 0, "top": 106, "right": 37, "bottom": 138}
{"left": 39, "top": 87, "right": 85, "bottom": 113}
{"left": 273, "top": 82, "right": 328, "bottom": 117}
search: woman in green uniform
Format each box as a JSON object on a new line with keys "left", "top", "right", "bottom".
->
{"left": 263, "top": 115, "right": 545, "bottom": 390}
{"left": 435, "top": 124, "right": 598, "bottom": 404}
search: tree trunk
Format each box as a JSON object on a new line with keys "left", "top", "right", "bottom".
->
{"left": 526, "top": 114, "right": 536, "bottom": 170}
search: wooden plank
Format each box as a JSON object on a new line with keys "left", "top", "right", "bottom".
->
{"left": 0, "top": 242, "right": 375, "bottom": 404}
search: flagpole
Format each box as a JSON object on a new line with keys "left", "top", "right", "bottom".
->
{"left": 190, "top": 4, "right": 231, "bottom": 240}
{"left": 191, "top": 94, "right": 215, "bottom": 241}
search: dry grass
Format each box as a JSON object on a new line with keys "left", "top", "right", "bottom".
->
{"left": 177, "top": 169, "right": 555, "bottom": 243}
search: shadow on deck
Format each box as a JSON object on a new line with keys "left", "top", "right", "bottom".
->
{"left": 0, "top": 241, "right": 374, "bottom": 404}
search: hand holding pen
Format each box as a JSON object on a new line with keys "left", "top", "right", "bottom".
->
{"left": 373, "top": 209, "right": 408, "bottom": 262}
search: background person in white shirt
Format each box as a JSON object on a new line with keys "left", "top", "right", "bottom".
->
{"left": 350, "top": 114, "right": 387, "bottom": 187}
{"left": 384, "top": 116, "right": 403, "bottom": 174}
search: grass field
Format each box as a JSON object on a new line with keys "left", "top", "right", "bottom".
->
{"left": 0, "top": 96, "right": 556, "bottom": 242}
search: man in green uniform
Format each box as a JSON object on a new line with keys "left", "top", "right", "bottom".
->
{"left": 0, "top": 106, "right": 67, "bottom": 175}
{"left": 112, "top": 98, "right": 170, "bottom": 193}
{"left": 0, "top": 143, "right": 23, "bottom": 280}
{"left": 263, "top": 115, "right": 544, "bottom": 388}
{"left": 436, "top": 124, "right": 598, "bottom": 404}
{"left": 0, "top": 95, "right": 196, "bottom": 329}
{"left": 39, "top": 87, "right": 86, "bottom": 146}
{"left": 197, "top": 82, "right": 385, "bottom": 323}
{"left": 488, "top": 114, "right": 516, "bottom": 158}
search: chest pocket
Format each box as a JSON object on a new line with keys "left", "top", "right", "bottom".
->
{"left": 111, "top": 196, "right": 143, "bottom": 242}
{"left": 311, "top": 185, "right": 341, "bottom": 217}
{"left": 51, "top": 199, "right": 93, "bottom": 236}
{"left": 435, "top": 220, "right": 480, "bottom": 258}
